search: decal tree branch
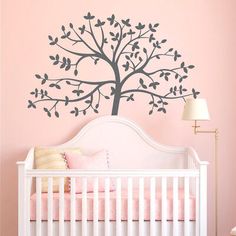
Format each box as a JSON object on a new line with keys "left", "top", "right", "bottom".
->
{"left": 28, "top": 12, "right": 200, "bottom": 117}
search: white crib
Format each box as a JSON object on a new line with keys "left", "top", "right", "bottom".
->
{"left": 17, "top": 116, "right": 208, "bottom": 236}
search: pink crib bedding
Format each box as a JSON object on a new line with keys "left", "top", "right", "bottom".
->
{"left": 30, "top": 188, "right": 196, "bottom": 221}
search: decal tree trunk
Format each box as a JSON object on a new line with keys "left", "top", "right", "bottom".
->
{"left": 111, "top": 64, "right": 121, "bottom": 115}
{"left": 111, "top": 85, "right": 121, "bottom": 115}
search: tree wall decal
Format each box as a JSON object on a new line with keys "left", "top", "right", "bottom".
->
{"left": 28, "top": 12, "right": 200, "bottom": 117}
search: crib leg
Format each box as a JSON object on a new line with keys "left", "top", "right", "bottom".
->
{"left": 199, "top": 164, "right": 208, "bottom": 236}
{"left": 18, "top": 162, "right": 26, "bottom": 236}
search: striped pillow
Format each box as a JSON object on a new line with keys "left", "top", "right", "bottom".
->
{"left": 34, "top": 147, "right": 81, "bottom": 192}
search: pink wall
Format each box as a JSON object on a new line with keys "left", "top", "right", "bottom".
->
{"left": 1, "top": 0, "right": 236, "bottom": 235}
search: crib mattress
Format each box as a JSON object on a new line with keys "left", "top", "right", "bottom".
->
{"left": 30, "top": 188, "right": 196, "bottom": 221}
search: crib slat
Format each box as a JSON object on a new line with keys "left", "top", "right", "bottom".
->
{"left": 116, "top": 178, "right": 122, "bottom": 236}
{"left": 128, "top": 177, "right": 133, "bottom": 236}
{"left": 184, "top": 177, "right": 190, "bottom": 236}
{"left": 70, "top": 177, "right": 76, "bottom": 236}
{"left": 173, "top": 177, "right": 179, "bottom": 236}
{"left": 59, "top": 177, "right": 65, "bottom": 236}
{"left": 82, "top": 178, "right": 88, "bottom": 236}
{"left": 139, "top": 177, "right": 144, "bottom": 236}
{"left": 195, "top": 177, "right": 200, "bottom": 236}
{"left": 36, "top": 177, "right": 42, "bottom": 236}
{"left": 47, "top": 177, "right": 53, "bottom": 236}
{"left": 150, "top": 177, "right": 156, "bottom": 236}
{"left": 93, "top": 177, "right": 99, "bottom": 236}
{"left": 161, "top": 177, "right": 167, "bottom": 236}
{"left": 105, "top": 177, "right": 110, "bottom": 236}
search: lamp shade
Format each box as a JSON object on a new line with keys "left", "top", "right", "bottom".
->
{"left": 182, "top": 98, "right": 210, "bottom": 120}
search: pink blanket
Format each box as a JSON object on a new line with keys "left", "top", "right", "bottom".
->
{"left": 30, "top": 188, "right": 195, "bottom": 221}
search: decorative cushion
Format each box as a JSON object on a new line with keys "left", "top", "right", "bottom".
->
{"left": 64, "top": 150, "right": 113, "bottom": 193}
{"left": 34, "top": 147, "right": 81, "bottom": 192}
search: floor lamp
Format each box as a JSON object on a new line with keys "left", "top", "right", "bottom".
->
{"left": 182, "top": 98, "right": 218, "bottom": 236}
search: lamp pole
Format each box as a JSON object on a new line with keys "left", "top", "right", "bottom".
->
{"left": 193, "top": 120, "right": 219, "bottom": 236}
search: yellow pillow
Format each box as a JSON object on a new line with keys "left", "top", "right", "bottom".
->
{"left": 34, "top": 147, "right": 81, "bottom": 192}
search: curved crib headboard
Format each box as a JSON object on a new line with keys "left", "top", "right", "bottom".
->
{"left": 58, "top": 116, "right": 188, "bottom": 169}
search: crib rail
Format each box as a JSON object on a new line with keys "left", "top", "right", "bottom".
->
{"left": 18, "top": 166, "right": 207, "bottom": 236}
{"left": 27, "top": 169, "right": 199, "bottom": 177}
